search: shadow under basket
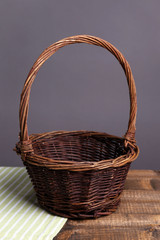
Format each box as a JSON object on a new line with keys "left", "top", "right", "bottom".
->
{"left": 15, "top": 35, "right": 139, "bottom": 219}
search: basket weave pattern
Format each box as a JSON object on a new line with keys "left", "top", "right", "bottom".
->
{"left": 15, "top": 35, "right": 139, "bottom": 219}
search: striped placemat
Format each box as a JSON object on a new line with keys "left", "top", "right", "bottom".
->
{"left": 0, "top": 167, "right": 67, "bottom": 240}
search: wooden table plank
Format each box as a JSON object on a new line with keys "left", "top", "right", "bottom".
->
{"left": 55, "top": 170, "right": 160, "bottom": 240}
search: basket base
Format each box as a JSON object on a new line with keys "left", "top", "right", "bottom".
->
{"left": 21, "top": 131, "right": 132, "bottom": 220}
{"left": 37, "top": 198, "right": 121, "bottom": 219}
{"left": 23, "top": 156, "right": 130, "bottom": 220}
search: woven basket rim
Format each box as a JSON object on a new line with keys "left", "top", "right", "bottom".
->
{"left": 16, "top": 130, "right": 139, "bottom": 171}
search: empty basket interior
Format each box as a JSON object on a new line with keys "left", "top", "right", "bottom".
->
{"left": 31, "top": 132, "right": 128, "bottom": 163}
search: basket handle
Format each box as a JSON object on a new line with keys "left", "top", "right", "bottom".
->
{"left": 19, "top": 35, "right": 137, "bottom": 149}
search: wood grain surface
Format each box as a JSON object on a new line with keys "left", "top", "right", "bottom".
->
{"left": 54, "top": 170, "right": 160, "bottom": 240}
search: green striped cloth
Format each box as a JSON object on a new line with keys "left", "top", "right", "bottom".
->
{"left": 0, "top": 167, "right": 67, "bottom": 240}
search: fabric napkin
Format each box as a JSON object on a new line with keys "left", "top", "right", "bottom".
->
{"left": 0, "top": 167, "right": 67, "bottom": 240}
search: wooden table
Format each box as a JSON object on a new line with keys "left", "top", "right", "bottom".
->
{"left": 55, "top": 170, "right": 160, "bottom": 240}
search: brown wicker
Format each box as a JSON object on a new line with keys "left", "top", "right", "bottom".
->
{"left": 14, "top": 35, "right": 139, "bottom": 219}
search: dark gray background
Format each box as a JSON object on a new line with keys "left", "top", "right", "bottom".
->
{"left": 0, "top": 0, "right": 159, "bottom": 169}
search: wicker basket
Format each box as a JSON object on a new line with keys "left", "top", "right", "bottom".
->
{"left": 15, "top": 35, "right": 139, "bottom": 219}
